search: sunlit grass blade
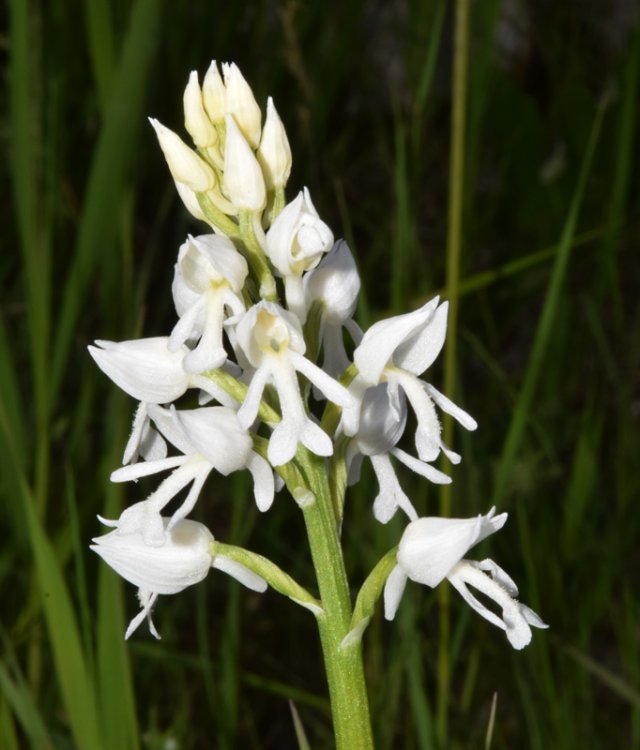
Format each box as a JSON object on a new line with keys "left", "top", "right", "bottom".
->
{"left": 52, "top": 0, "right": 161, "bottom": 403}
{"left": 491, "top": 95, "right": 609, "bottom": 509}
{"left": 290, "top": 699, "right": 312, "bottom": 750}
{"left": 21, "top": 481, "right": 103, "bottom": 750}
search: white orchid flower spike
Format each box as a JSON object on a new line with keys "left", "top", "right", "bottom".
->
{"left": 235, "top": 301, "right": 355, "bottom": 466}
{"left": 384, "top": 508, "right": 548, "bottom": 650}
{"left": 346, "top": 297, "right": 477, "bottom": 464}
{"left": 91, "top": 517, "right": 266, "bottom": 639}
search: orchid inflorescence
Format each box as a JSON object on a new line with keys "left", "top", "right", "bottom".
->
{"left": 89, "top": 61, "right": 546, "bottom": 653}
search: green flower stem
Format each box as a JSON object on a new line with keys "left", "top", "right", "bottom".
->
{"left": 295, "top": 448, "right": 374, "bottom": 750}
{"left": 204, "top": 368, "right": 280, "bottom": 425}
{"left": 212, "top": 542, "right": 322, "bottom": 614}
{"left": 272, "top": 185, "right": 286, "bottom": 220}
{"left": 239, "top": 211, "right": 277, "bottom": 300}
{"left": 196, "top": 192, "right": 241, "bottom": 237}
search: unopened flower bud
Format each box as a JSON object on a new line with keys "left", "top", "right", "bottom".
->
{"left": 150, "top": 118, "right": 216, "bottom": 193}
{"left": 223, "top": 114, "right": 266, "bottom": 211}
{"left": 183, "top": 71, "right": 218, "bottom": 148}
{"left": 222, "top": 62, "right": 262, "bottom": 148}
{"left": 257, "top": 97, "right": 292, "bottom": 190}
{"left": 202, "top": 61, "right": 226, "bottom": 123}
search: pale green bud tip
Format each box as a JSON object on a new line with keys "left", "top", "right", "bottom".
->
{"left": 257, "top": 97, "right": 292, "bottom": 190}
{"left": 203, "top": 60, "right": 226, "bottom": 123}
{"left": 149, "top": 117, "right": 216, "bottom": 193}
{"left": 183, "top": 71, "right": 218, "bottom": 148}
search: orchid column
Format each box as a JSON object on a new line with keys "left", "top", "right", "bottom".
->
{"left": 89, "top": 61, "right": 546, "bottom": 749}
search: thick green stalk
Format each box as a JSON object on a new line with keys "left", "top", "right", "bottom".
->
{"left": 297, "top": 450, "right": 374, "bottom": 749}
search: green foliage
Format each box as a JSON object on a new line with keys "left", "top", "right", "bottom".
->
{"left": 2, "top": 1, "right": 638, "bottom": 748}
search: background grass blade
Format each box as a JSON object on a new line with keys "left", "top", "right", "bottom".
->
{"left": 491, "top": 94, "right": 609, "bottom": 508}
{"left": 21, "top": 482, "right": 103, "bottom": 750}
{"left": 51, "top": 0, "right": 161, "bottom": 402}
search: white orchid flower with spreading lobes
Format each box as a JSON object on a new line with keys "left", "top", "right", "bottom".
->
{"left": 345, "top": 297, "right": 477, "bottom": 464}
{"left": 384, "top": 508, "right": 548, "bottom": 649}
{"left": 348, "top": 383, "right": 452, "bottom": 523}
{"left": 104, "top": 405, "right": 274, "bottom": 546}
{"left": 169, "top": 234, "right": 248, "bottom": 373}
{"left": 91, "top": 517, "right": 266, "bottom": 639}
{"left": 265, "top": 189, "right": 334, "bottom": 319}
{"left": 88, "top": 336, "right": 239, "bottom": 463}
{"left": 235, "top": 301, "right": 355, "bottom": 466}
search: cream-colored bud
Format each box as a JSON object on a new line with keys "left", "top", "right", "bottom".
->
{"left": 149, "top": 118, "right": 216, "bottom": 193}
{"left": 222, "top": 62, "right": 262, "bottom": 148}
{"left": 202, "top": 60, "right": 226, "bottom": 123}
{"left": 183, "top": 71, "right": 217, "bottom": 147}
{"left": 257, "top": 97, "right": 292, "bottom": 190}
{"left": 223, "top": 114, "right": 266, "bottom": 212}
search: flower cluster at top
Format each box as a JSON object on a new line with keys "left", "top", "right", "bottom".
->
{"left": 89, "top": 62, "right": 547, "bottom": 648}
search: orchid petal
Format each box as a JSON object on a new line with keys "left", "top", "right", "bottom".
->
{"left": 383, "top": 565, "right": 408, "bottom": 621}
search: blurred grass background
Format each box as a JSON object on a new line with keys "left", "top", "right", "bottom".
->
{"left": 2, "top": 0, "right": 639, "bottom": 748}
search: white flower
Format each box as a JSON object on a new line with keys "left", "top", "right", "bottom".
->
{"left": 348, "top": 383, "right": 451, "bottom": 523}
{"left": 88, "top": 336, "right": 239, "bottom": 463}
{"left": 265, "top": 189, "right": 333, "bottom": 276}
{"left": 169, "top": 234, "right": 248, "bottom": 373}
{"left": 257, "top": 97, "right": 292, "bottom": 190}
{"left": 222, "top": 62, "right": 262, "bottom": 149}
{"left": 303, "top": 239, "right": 361, "bottom": 378}
{"left": 346, "top": 297, "right": 477, "bottom": 463}
{"left": 183, "top": 71, "right": 218, "bottom": 148}
{"left": 223, "top": 114, "right": 266, "bottom": 212}
{"left": 88, "top": 337, "right": 192, "bottom": 404}
{"left": 384, "top": 509, "right": 548, "bottom": 649}
{"left": 235, "top": 301, "right": 355, "bottom": 466}
{"left": 91, "top": 517, "right": 266, "bottom": 639}
{"left": 265, "top": 189, "right": 334, "bottom": 319}
{"left": 149, "top": 118, "right": 216, "bottom": 193}
{"left": 202, "top": 61, "right": 226, "bottom": 124}
{"left": 105, "top": 405, "right": 274, "bottom": 545}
